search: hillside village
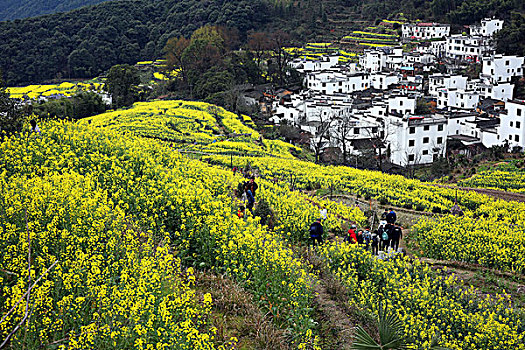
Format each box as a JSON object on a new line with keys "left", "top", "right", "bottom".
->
{"left": 250, "top": 18, "right": 525, "bottom": 168}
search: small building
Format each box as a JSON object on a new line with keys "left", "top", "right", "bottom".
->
{"left": 469, "top": 18, "right": 504, "bottom": 37}
{"left": 481, "top": 54, "right": 524, "bottom": 84}
{"left": 402, "top": 22, "right": 450, "bottom": 41}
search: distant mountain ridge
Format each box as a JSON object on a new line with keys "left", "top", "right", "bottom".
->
{"left": 0, "top": 0, "right": 113, "bottom": 21}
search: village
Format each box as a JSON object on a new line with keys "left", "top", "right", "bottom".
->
{"left": 244, "top": 18, "right": 525, "bottom": 169}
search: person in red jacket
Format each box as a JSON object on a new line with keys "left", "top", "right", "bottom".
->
{"left": 345, "top": 224, "right": 358, "bottom": 244}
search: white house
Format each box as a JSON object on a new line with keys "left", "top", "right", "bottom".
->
{"left": 387, "top": 95, "right": 416, "bottom": 115}
{"left": 429, "top": 74, "right": 468, "bottom": 97}
{"left": 359, "top": 50, "right": 387, "bottom": 72}
{"left": 305, "top": 71, "right": 370, "bottom": 95}
{"left": 481, "top": 55, "right": 524, "bottom": 84}
{"left": 469, "top": 18, "right": 504, "bottom": 37}
{"left": 437, "top": 88, "right": 481, "bottom": 110}
{"left": 385, "top": 114, "right": 447, "bottom": 166}
{"left": 445, "top": 35, "right": 493, "bottom": 62}
{"left": 500, "top": 100, "right": 525, "bottom": 149}
{"left": 402, "top": 23, "right": 450, "bottom": 40}
{"left": 370, "top": 73, "right": 400, "bottom": 90}
{"left": 290, "top": 55, "right": 340, "bottom": 73}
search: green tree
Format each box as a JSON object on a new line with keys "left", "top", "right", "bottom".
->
{"left": 0, "top": 72, "right": 25, "bottom": 137}
{"left": 105, "top": 64, "right": 140, "bottom": 108}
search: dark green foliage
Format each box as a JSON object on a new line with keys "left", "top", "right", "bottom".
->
{"left": 105, "top": 64, "right": 140, "bottom": 108}
{"left": 351, "top": 302, "right": 407, "bottom": 350}
{"left": 496, "top": 12, "right": 525, "bottom": 56}
{"left": 415, "top": 98, "right": 431, "bottom": 115}
{"left": 0, "top": 0, "right": 113, "bottom": 21}
{"left": 253, "top": 198, "right": 275, "bottom": 228}
{"left": 0, "top": 73, "right": 25, "bottom": 136}
{"left": 0, "top": 0, "right": 269, "bottom": 86}
{"left": 32, "top": 92, "right": 108, "bottom": 121}
{"left": 0, "top": 0, "right": 524, "bottom": 87}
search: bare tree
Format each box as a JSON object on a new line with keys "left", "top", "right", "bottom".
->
{"left": 308, "top": 111, "right": 334, "bottom": 163}
{"left": 247, "top": 32, "right": 271, "bottom": 69}
{"left": 403, "top": 150, "right": 422, "bottom": 178}
{"left": 332, "top": 114, "right": 356, "bottom": 165}
{"left": 362, "top": 119, "right": 394, "bottom": 171}
{"left": 268, "top": 31, "right": 292, "bottom": 86}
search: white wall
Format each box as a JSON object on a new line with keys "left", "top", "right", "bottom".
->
{"left": 388, "top": 96, "right": 416, "bottom": 115}
{"left": 501, "top": 101, "right": 525, "bottom": 149}
{"left": 385, "top": 115, "right": 447, "bottom": 166}
{"left": 482, "top": 55, "right": 524, "bottom": 84}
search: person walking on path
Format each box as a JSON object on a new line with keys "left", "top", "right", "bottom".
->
{"left": 30, "top": 119, "right": 41, "bottom": 134}
{"left": 371, "top": 230, "right": 379, "bottom": 255}
{"left": 245, "top": 176, "right": 258, "bottom": 198}
{"left": 386, "top": 208, "right": 397, "bottom": 225}
{"left": 390, "top": 224, "right": 403, "bottom": 251}
{"left": 357, "top": 230, "right": 364, "bottom": 245}
{"left": 379, "top": 223, "right": 391, "bottom": 251}
{"left": 245, "top": 188, "right": 255, "bottom": 213}
{"left": 309, "top": 218, "right": 324, "bottom": 247}
{"left": 381, "top": 209, "right": 388, "bottom": 220}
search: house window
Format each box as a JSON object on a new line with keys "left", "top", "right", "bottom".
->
{"left": 506, "top": 60, "right": 510, "bottom": 66}
{"left": 409, "top": 127, "right": 415, "bottom": 134}
{"left": 422, "top": 150, "right": 429, "bottom": 155}
{"left": 517, "top": 121, "right": 521, "bottom": 129}
{"left": 518, "top": 109, "right": 522, "bottom": 116}
{"left": 408, "top": 154, "right": 415, "bottom": 162}
{"left": 511, "top": 121, "right": 514, "bottom": 127}
{"left": 409, "top": 139, "right": 415, "bottom": 147}
{"left": 400, "top": 101, "right": 404, "bottom": 106}
{"left": 423, "top": 137, "right": 429, "bottom": 143}
{"left": 354, "top": 127, "right": 360, "bottom": 135}
{"left": 438, "top": 124, "right": 444, "bottom": 131}
{"left": 437, "top": 137, "right": 443, "bottom": 144}
{"left": 515, "top": 135, "right": 520, "bottom": 142}
{"left": 372, "top": 127, "right": 378, "bottom": 133}
{"left": 424, "top": 125, "right": 430, "bottom": 131}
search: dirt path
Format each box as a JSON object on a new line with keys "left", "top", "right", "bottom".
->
{"left": 428, "top": 183, "right": 525, "bottom": 203}
{"left": 303, "top": 250, "right": 362, "bottom": 350}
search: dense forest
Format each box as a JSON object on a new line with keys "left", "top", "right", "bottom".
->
{"left": 0, "top": 0, "right": 113, "bottom": 21}
{"left": 0, "top": 0, "right": 524, "bottom": 86}
{"left": 0, "top": 0, "right": 272, "bottom": 86}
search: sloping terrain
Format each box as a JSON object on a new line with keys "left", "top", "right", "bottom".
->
{"left": 0, "top": 0, "right": 113, "bottom": 21}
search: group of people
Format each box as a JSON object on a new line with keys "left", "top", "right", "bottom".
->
{"left": 309, "top": 207, "right": 404, "bottom": 255}
{"left": 237, "top": 176, "right": 258, "bottom": 218}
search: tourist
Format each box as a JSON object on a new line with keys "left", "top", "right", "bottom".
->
{"left": 309, "top": 218, "right": 324, "bottom": 247}
{"left": 390, "top": 224, "right": 403, "bottom": 251}
{"left": 386, "top": 208, "right": 397, "bottom": 225}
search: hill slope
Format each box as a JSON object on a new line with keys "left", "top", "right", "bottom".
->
{"left": 1, "top": 101, "right": 524, "bottom": 348}
{"left": 0, "top": 0, "right": 113, "bottom": 21}
{"left": 0, "top": 0, "right": 270, "bottom": 86}
{"left": 1, "top": 0, "right": 524, "bottom": 85}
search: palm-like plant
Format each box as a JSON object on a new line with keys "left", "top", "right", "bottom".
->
{"left": 350, "top": 302, "right": 450, "bottom": 350}
{"left": 351, "top": 302, "right": 407, "bottom": 350}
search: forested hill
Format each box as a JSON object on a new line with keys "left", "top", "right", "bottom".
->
{"left": 0, "top": 0, "right": 114, "bottom": 21}
{"left": 0, "top": 0, "right": 524, "bottom": 86}
{"left": 0, "top": 0, "right": 271, "bottom": 86}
